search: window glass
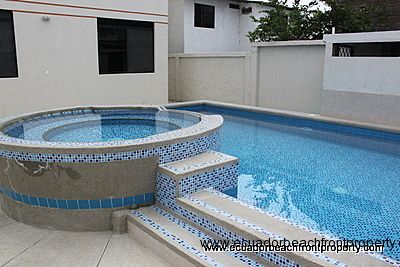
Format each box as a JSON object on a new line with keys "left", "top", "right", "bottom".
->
{"left": 98, "top": 18, "right": 154, "bottom": 74}
{"left": 0, "top": 10, "right": 18, "bottom": 78}
{"left": 194, "top": 3, "right": 215, "bottom": 28}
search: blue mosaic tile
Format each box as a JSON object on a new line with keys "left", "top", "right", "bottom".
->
{"left": 38, "top": 197, "right": 48, "bottom": 207}
{"left": 112, "top": 198, "right": 123, "bottom": 208}
{"left": 57, "top": 199, "right": 67, "bottom": 209}
{"left": 67, "top": 200, "right": 79, "bottom": 209}
{"left": 123, "top": 196, "right": 134, "bottom": 206}
{"left": 135, "top": 195, "right": 144, "bottom": 205}
{"left": 0, "top": 186, "right": 153, "bottom": 210}
{"left": 89, "top": 199, "right": 101, "bottom": 209}
{"left": 154, "top": 162, "right": 351, "bottom": 267}
{"left": 48, "top": 198, "right": 58, "bottom": 208}
{"left": 0, "top": 130, "right": 220, "bottom": 165}
{"left": 29, "top": 196, "right": 39, "bottom": 206}
{"left": 78, "top": 199, "right": 89, "bottom": 209}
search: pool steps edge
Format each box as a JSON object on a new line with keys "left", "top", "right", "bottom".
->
{"left": 127, "top": 206, "right": 260, "bottom": 267}
{"left": 177, "top": 189, "right": 390, "bottom": 267}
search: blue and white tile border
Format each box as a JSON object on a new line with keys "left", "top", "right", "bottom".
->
{"left": 160, "top": 151, "right": 237, "bottom": 175}
{"left": 132, "top": 209, "right": 225, "bottom": 267}
{"left": 0, "top": 131, "right": 221, "bottom": 164}
{"left": 155, "top": 164, "right": 302, "bottom": 267}
{"left": 151, "top": 206, "right": 263, "bottom": 267}
{"left": 0, "top": 106, "right": 223, "bottom": 149}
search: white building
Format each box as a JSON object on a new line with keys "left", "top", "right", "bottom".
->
{"left": 0, "top": 0, "right": 168, "bottom": 117}
{"left": 169, "top": 0, "right": 268, "bottom": 53}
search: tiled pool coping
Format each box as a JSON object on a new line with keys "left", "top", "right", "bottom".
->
{"left": 165, "top": 100, "right": 400, "bottom": 142}
{"left": 0, "top": 105, "right": 223, "bottom": 153}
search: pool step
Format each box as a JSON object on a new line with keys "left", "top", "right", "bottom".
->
{"left": 156, "top": 151, "right": 239, "bottom": 209}
{"left": 177, "top": 188, "right": 389, "bottom": 267}
{"left": 127, "top": 205, "right": 263, "bottom": 267}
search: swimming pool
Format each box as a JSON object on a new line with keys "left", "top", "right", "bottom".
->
{"left": 176, "top": 104, "right": 400, "bottom": 261}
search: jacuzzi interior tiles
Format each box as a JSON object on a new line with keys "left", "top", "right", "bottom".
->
{"left": 5, "top": 112, "right": 197, "bottom": 142}
{"left": 179, "top": 105, "right": 400, "bottom": 262}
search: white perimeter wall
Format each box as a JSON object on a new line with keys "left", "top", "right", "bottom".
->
{"left": 257, "top": 41, "right": 325, "bottom": 114}
{"left": 169, "top": 53, "right": 251, "bottom": 104}
{"left": 0, "top": 0, "right": 168, "bottom": 117}
{"left": 323, "top": 31, "right": 400, "bottom": 96}
{"left": 321, "top": 31, "right": 400, "bottom": 127}
{"left": 170, "top": 41, "right": 325, "bottom": 114}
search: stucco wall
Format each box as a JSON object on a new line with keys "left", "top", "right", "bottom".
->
{"left": 183, "top": 0, "right": 241, "bottom": 53}
{"left": 323, "top": 31, "right": 400, "bottom": 96}
{"left": 238, "top": 3, "right": 269, "bottom": 51}
{"left": 168, "top": 0, "right": 266, "bottom": 53}
{"left": 168, "top": 0, "right": 185, "bottom": 53}
{"left": 0, "top": 0, "right": 168, "bottom": 117}
{"left": 169, "top": 53, "right": 250, "bottom": 104}
{"left": 257, "top": 41, "right": 325, "bottom": 114}
{"left": 170, "top": 41, "right": 325, "bottom": 114}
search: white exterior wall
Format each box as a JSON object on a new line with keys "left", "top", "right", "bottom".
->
{"left": 0, "top": 0, "right": 168, "bottom": 117}
{"left": 239, "top": 2, "right": 268, "bottom": 51}
{"left": 168, "top": 0, "right": 185, "bottom": 53}
{"left": 168, "top": 0, "right": 266, "bottom": 53}
{"left": 183, "top": 0, "right": 241, "bottom": 53}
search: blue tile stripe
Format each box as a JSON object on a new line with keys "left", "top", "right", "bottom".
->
{"left": 0, "top": 186, "right": 154, "bottom": 209}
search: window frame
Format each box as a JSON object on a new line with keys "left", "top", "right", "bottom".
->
{"left": 0, "top": 9, "right": 19, "bottom": 79}
{"left": 194, "top": 3, "right": 215, "bottom": 29}
{"left": 97, "top": 18, "right": 155, "bottom": 75}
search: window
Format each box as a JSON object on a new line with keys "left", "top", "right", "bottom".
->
{"left": 194, "top": 3, "right": 215, "bottom": 28}
{"left": 97, "top": 18, "right": 154, "bottom": 74}
{"left": 229, "top": 3, "right": 240, "bottom": 10}
{"left": 333, "top": 42, "right": 400, "bottom": 57}
{"left": 0, "top": 10, "right": 18, "bottom": 78}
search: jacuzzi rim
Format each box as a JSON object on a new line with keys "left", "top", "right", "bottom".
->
{"left": 0, "top": 105, "right": 223, "bottom": 153}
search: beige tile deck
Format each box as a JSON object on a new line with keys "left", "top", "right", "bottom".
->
{"left": 0, "top": 210, "right": 171, "bottom": 267}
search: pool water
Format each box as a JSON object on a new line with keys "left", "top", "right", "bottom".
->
{"left": 43, "top": 119, "right": 179, "bottom": 143}
{"left": 178, "top": 105, "right": 400, "bottom": 260}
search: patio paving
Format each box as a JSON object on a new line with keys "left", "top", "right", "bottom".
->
{"left": 0, "top": 210, "right": 171, "bottom": 267}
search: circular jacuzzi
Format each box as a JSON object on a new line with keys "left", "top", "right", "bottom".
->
{"left": 0, "top": 106, "right": 223, "bottom": 231}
